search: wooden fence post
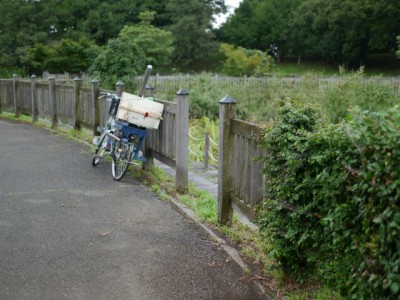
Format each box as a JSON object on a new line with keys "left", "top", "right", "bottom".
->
{"left": 31, "top": 74, "right": 38, "bottom": 123}
{"left": 12, "top": 74, "right": 20, "bottom": 118}
{"left": 204, "top": 132, "right": 210, "bottom": 170}
{"left": 0, "top": 80, "right": 2, "bottom": 114}
{"left": 116, "top": 81, "right": 124, "bottom": 96}
{"left": 91, "top": 79, "right": 100, "bottom": 136}
{"left": 218, "top": 95, "right": 236, "bottom": 225}
{"left": 48, "top": 76, "right": 57, "bottom": 128}
{"left": 73, "top": 77, "right": 82, "bottom": 131}
{"left": 175, "top": 88, "right": 189, "bottom": 193}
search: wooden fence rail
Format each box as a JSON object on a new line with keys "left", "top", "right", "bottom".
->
{"left": 0, "top": 76, "right": 189, "bottom": 192}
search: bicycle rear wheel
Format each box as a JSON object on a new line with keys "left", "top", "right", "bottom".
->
{"left": 111, "top": 140, "right": 132, "bottom": 181}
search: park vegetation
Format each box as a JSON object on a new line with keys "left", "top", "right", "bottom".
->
{"left": 1, "top": 0, "right": 399, "bottom": 79}
{"left": 1, "top": 0, "right": 400, "bottom": 298}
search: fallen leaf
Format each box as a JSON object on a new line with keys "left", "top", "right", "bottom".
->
{"left": 208, "top": 261, "right": 222, "bottom": 268}
{"left": 99, "top": 231, "right": 111, "bottom": 238}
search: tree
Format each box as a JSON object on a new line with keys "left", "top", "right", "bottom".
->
{"left": 89, "top": 11, "right": 174, "bottom": 82}
{"left": 165, "top": 0, "right": 226, "bottom": 70}
{"left": 22, "top": 38, "right": 100, "bottom": 75}
{"left": 218, "top": 0, "right": 301, "bottom": 61}
{"left": 0, "top": 0, "right": 56, "bottom": 68}
{"left": 397, "top": 36, "right": 400, "bottom": 60}
{"left": 89, "top": 38, "right": 145, "bottom": 82}
{"left": 118, "top": 11, "right": 174, "bottom": 67}
{"left": 287, "top": 0, "right": 400, "bottom": 66}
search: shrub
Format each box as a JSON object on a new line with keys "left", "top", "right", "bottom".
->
{"left": 258, "top": 102, "right": 400, "bottom": 299}
{"left": 219, "top": 43, "right": 273, "bottom": 76}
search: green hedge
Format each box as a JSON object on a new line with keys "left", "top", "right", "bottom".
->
{"left": 257, "top": 102, "right": 400, "bottom": 299}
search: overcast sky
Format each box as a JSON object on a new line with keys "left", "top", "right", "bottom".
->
{"left": 213, "top": 0, "right": 243, "bottom": 28}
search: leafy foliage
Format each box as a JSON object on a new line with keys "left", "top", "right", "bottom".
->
{"left": 397, "top": 36, "right": 400, "bottom": 60}
{"left": 258, "top": 102, "right": 400, "bottom": 299}
{"left": 218, "top": 0, "right": 299, "bottom": 60}
{"left": 219, "top": 0, "right": 400, "bottom": 67}
{"left": 23, "top": 38, "right": 100, "bottom": 74}
{"left": 165, "top": 0, "right": 225, "bottom": 70}
{"left": 0, "top": 0, "right": 224, "bottom": 73}
{"left": 117, "top": 11, "right": 174, "bottom": 67}
{"left": 219, "top": 43, "right": 273, "bottom": 76}
{"left": 89, "top": 11, "right": 173, "bottom": 87}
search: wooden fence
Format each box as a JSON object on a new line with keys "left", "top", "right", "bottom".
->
{"left": 0, "top": 74, "right": 268, "bottom": 224}
{"left": 0, "top": 75, "right": 188, "bottom": 193}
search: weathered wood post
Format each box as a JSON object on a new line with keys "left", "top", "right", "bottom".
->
{"left": 91, "top": 79, "right": 100, "bottom": 136}
{"left": 12, "top": 74, "right": 20, "bottom": 118}
{"left": 48, "top": 76, "right": 57, "bottom": 128}
{"left": 31, "top": 74, "right": 38, "bottom": 123}
{"left": 0, "top": 80, "right": 2, "bottom": 114}
{"left": 175, "top": 88, "right": 189, "bottom": 193}
{"left": 116, "top": 81, "right": 124, "bottom": 96}
{"left": 218, "top": 96, "right": 236, "bottom": 225}
{"left": 204, "top": 132, "right": 210, "bottom": 170}
{"left": 73, "top": 77, "right": 82, "bottom": 131}
{"left": 142, "top": 138, "right": 154, "bottom": 170}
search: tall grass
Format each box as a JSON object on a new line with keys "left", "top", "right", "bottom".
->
{"left": 152, "top": 70, "right": 400, "bottom": 124}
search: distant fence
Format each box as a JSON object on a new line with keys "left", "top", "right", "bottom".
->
{"left": 136, "top": 74, "right": 400, "bottom": 95}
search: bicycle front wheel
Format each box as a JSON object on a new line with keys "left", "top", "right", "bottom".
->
{"left": 111, "top": 141, "right": 132, "bottom": 181}
{"left": 92, "top": 133, "right": 108, "bottom": 166}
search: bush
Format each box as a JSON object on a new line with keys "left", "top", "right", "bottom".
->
{"left": 219, "top": 43, "right": 273, "bottom": 76}
{"left": 258, "top": 102, "right": 400, "bottom": 299}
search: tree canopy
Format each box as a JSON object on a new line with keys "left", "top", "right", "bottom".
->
{"left": 0, "top": 0, "right": 398, "bottom": 74}
{"left": 0, "top": 0, "right": 225, "bottom": 74}
{"left": 219, "top": 0, "right": 400, "bottom": 67}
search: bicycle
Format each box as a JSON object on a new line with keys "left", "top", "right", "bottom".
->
{"left": 91, "top": 92, "right": 149, "bottom": 180}
{"left": 92, "top": 65, "right": 154, "bottom": 181}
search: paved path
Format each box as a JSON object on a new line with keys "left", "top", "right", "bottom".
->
{"left": 0, "top": 119, "right": 265, "bottom": 300}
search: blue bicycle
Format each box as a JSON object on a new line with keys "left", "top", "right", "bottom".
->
{"left": 92, "top": 93, "right": 148, "bottom": 181}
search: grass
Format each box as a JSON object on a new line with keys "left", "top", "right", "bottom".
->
{"left": 270, "top": 58, "right": 339, "bottom": 77}
{"left": 151, "top": 69, "right": 400, "bottom": 125}
{"left": 271, "top": 54, "right": 400, "bottom": 77}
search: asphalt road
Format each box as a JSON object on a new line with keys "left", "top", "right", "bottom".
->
{"left": 0, "top": 119, "right": 265, "bottom": 300}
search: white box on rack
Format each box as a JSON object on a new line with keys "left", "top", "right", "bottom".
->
{"left": 117, "top": 92, "right": 164, "bottom": 129}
